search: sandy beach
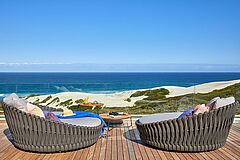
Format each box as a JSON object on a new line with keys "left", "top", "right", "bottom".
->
{"left": 27, "top": 79, "right": 240, "bottom": 108}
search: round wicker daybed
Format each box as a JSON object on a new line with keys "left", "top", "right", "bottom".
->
{"left": 3, "top": 103, "right": 103, "bottom": 153}
{"left": 136, "top": 101, "right": 238, "bottom": 152}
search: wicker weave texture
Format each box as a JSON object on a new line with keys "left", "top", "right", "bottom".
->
{"left": 38, "top": 105, "right": 63, "bottom": 112}
{"left": 3, "top": 103, "right": 103, "bottom": 153}
{"left": 136, "top": 102, "right": 238, "bottom": 152}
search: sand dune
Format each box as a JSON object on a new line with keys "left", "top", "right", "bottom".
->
{"left": 27, "top": 80, "right": 240, "bottom": 108}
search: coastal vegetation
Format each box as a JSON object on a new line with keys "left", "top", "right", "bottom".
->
{"left": 25, "top": 94, "right": 40, "bottom": 100}
{"left": 0, "top": 83, "right": 239, "bottom": 115}
{"left": 33, "top": 96, "right": 52, "bottom": 105}
{"left": 47, "top": 97, "right": 60, "bottom": 105}
{"left": 130, "top": 88, "right": 169, "bottom": 100}
{"left": 58, "top": 99, "right": 73, "bottom": 107}
{"left": 69, "top": 82, "right": 240, "bottom": 114}
{"left": 125, "top": 98, "right": 131, "bottom": 102}
{"left": 75, "top": 99, "right": 84, "bottom": 104}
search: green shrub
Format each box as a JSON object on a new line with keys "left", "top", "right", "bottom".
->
{"left": 75, "top": 99, "right": 84, "bottom": 104}
{"left": 41, "top": 96, "right": 52, "bottom": 103}
{"left": 143, "top": 94, "right": 166, "bottom": 100}
{"left": 47, "top": 97, "right": 60, "bottom": 105}
{"left": 59, "top": 99, "right": 73, "bottom": 107}
{"left": 130, "top": 90, "right": 147, "bottom": 97}
{"left": 32, "top": 98, "right": 40, "bottom": 104}
{"left": 25, "top": 94, "right": 40, "bottom": 99}
{"left": 130, "top": 88, "right": 170, "bottom": 101}
{"left": 33, "top": 96, "right": 52, "bottom": 105}
{"left": 125, "top": 98, "right": 131, "bottom": 102}
{"left": 145, "top": 88, "right": 169, "bottom": 96}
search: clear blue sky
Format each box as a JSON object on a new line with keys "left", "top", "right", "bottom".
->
{"left": 0, "top": 0, "right": 240, "bottom": 71}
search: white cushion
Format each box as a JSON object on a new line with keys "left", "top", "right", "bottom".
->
{"left": 207, "top": 97, "right": 220, "bottom": 106}
{"left": 214, "top": 97, "right": 235, "bottom": 109}
{"left": 26, "top": 103, "right": 45, "bottom": 118}
{"left": 139, "top": 112, "right": 182, "bottom": 124}
{"left": 60, "top": 117, "right": 102, "bottom": 127}
{"left": 3, "top": 93, "right": 27, "bottom": 111}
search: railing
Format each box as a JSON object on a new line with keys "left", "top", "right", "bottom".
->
{"left": 0, "top": 83, "right": 128, "bottom": 96}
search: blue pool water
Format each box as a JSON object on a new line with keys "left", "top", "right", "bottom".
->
{"left": 0, "top": 72, "right": 240, "bottom": 96}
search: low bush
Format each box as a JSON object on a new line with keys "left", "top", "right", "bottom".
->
{"left": 59, "top": 99, "right": 73, "bottom": 107}
{"left": 25, "top": 94, "right": 40, "bottom": 100}
{"left": 47, "top": 97, "right": 60, "bottom": 105}
{"left": 125, "top": 98, "right": 131, "bottom": 102}
{"left": 33, "top": 96, "right": 52, "bottom": 105}
{"left": 130, "top": 90, "right": 147, "bottom": 97}
{"left": 75, "top": 99, "right": 84, "bottom": 104}
{"left": 130, "top": 88, "right": 170, "bottom": 101}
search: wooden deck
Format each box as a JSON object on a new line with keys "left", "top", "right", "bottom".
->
{"left": 0, "top": 121, "right": 240, "bottom": 160}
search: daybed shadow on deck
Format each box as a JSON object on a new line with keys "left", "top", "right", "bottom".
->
{"left": 1, "top": 120, "right": 240, "bottom": 160}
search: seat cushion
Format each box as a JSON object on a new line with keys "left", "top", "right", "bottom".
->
{"left": 26, "top": 103, "right": 45, "bottom": 118}
{"left": 43, "top": 110, "right": 61, "bottom": 122}
{"left": 139, "top": 112, "right": 182, "bottom": 124}
{"left": 214, "top": 97, "right": 235, "bottom": 109}
{"left": 3, "top": 93, "right": 27, "bottom": 111}
{"left": 61, "top": 117, "right": 102, "bottom": 127}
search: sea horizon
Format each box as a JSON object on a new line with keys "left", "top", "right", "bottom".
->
{"left": 1, "top": 72, "right": 240, "bottom": 96}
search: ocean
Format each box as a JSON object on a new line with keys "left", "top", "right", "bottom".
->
{"left": 0, "top": 72, "right": 240, "bottom": 96}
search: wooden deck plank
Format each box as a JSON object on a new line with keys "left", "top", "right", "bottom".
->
{"left": 214, "top": 149, "right": 232, "bottom": 160}
{"left": 132, "top": 128, "right": 149, "bottom": 160}
{"left": 124, "top": 124, "right": 136, "bottom": 160}
{"left": 111, "top": 126, "right": 117, "bottom": 160}
{"left": 142, "top": 146, "right": 154, "bottom": 160}
{"left": 98, "top": 136, "right": 107, "bottom": 160}
{"left": 219, "top": 147, "right": 238, "bottom": 160}
{"left": 225, "top": 143, "right": 240, "bottom": 157}
{"left": 105, "top": 129, "right": 112, "bottom": 160}
{"left": 229, "top": 129, "right": 240, "bottom": 139}
{"left": 129, "top": 126, "right": 144, "bottom": 160}
{"left": 120, "top": 127, "right": 130, "bottom": 160}
{"left": 116, "top": 128, "right": 124, "bottom": 160}
{"left": 87, "top": 143, "right": 97, "bottom": 160}
{"left": 2, "top": 146, "right": 22, "bottom": 160}
{"left": 72, "top": 147, "right": 84, "bottom": 160}
{"left": 231, "top": 124, "right": 240, "bottom": 133}
{"left": 0, "top": 122, "right": 240, "bottom": 160}
{"left": 184, "top": 153, "right": 200, "bottom": 160}
{"left": 156, "top": 150, "right": 168, "bottom": 160}
{"left": 92, "top": 136, "right": 102, "bottom": 160}
{"left": 220, "top": 146, "right": 239, "bottom": 160}
{"left": 208, "top": 150, "right": 226, "bottom": 160}
{"left": 181, "top": 153, "right": 194, "bottom": 160}
{"left": 162, "top": 151, "right": 175, "bottom": 160}
{"left": 150, "top": 148, "right": 162, "bottom": 160}
{"left": 79, "top": 145, "right": 91, "bottom": 160}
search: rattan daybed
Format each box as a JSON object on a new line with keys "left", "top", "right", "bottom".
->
{"left": 136, "top": 102, "right": 238, "bottom": 152}
{"left": 3, "top": 103, "right": 103, "bottom": 153}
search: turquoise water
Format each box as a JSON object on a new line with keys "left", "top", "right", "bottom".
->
{"left": 0, "top": 72, "right": 240, "bottom": 96}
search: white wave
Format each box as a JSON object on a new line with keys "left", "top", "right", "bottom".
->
{"left": 54, "top": 86, "right": 69, "bottom": 92}
{"left": 66, "top": 86, "right": 83, "bottom": 92}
